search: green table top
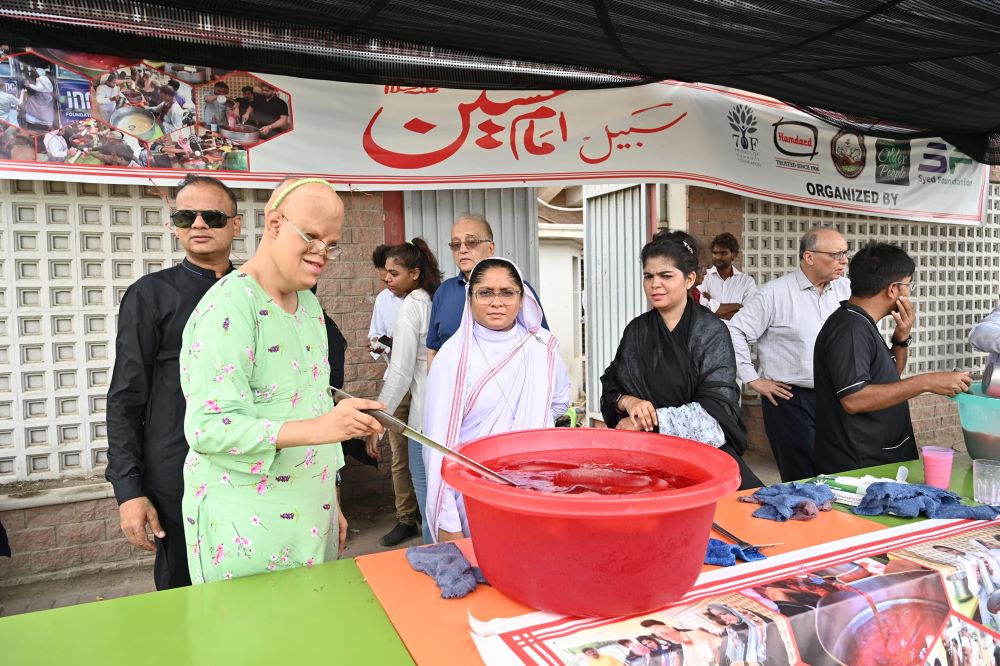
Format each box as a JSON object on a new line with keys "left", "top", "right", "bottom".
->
{"left": 0, "top": 558, "right": 414, "bottom": 666}
{"left": 834, "top": 451, "right": 976, "bottom": 527}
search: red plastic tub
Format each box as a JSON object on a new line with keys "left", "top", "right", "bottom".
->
{"left": 442, "top": 428, "right": 740, "bottom": 617}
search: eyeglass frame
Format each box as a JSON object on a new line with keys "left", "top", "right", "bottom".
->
{"left": 281, "top": 214, "right": 343, "bottom": 259}
{"left": 447, "top": 237, "right": 493, "bottom": 251}
{"left": 471, "top": 288, "right": 522, "bottom": 305}
{"left": 808, "top": 249, "right": 851, "bottom": 261}
{"left": 891, "top": 280, "right": 919, "bottom": 293}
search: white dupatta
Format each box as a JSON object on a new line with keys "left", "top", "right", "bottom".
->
{"left": 422, "top": 259, "right": 569, "bottom": 539}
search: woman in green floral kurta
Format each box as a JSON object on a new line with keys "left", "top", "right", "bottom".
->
{"left": 180, "top": 178, "right": 384, "bottom": 583}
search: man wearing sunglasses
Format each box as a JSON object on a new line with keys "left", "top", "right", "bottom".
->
{"left": 426, "top": 214, "right": 547, "bottom": 365}
{"left": 814, "top": 243, "right": 971, "bottom": 474}
{"left": 106, "top": 174, "right": 241, "bottom": 590}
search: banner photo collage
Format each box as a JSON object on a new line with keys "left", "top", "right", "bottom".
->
{"left": 471, "top": 521, "right": 1000, "bottom": 666}
{"left": 0, "top": 47, "right": 987, "bottom": 224}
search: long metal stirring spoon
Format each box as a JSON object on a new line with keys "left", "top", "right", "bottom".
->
{"left": 329, "top": 387, "right": 519, "bottom": 487}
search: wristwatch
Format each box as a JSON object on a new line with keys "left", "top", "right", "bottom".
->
{"left": 891, "top": 335, "right": 912, "bottom": 348}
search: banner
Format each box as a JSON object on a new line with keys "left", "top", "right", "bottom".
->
{"left": 470, "top": 519, "right": 1000, "bottom": 665}
{"left": 0, "top": 48, "right": 987, "bottom": 224}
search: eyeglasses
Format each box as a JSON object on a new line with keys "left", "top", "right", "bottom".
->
{"left": 170, "top": 209, "right": 234, "bottom": 229}
{"left": 472, "top": 288, "right": 521, "bottom": 304}
{"left": 282, "top": 215, "right": 343, "bottom": 259}
{"left": 810, "top": 249, "right": 851, "bottom": 261}
{"left": 892, "top": 281, "right": 919, "bottom": 293}
{"left": 448, "top": 237, "right": 492, "bottom": 251}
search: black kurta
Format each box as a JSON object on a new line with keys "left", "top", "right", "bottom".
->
{"left": 106, "top": 259, "right": 232, "bottom": 588}
{"left": 600, "top": 299, "right": 762, "bottom": 489}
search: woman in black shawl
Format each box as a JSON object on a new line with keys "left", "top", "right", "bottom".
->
{"left": 601, "top": 231, "right": 762, "bottom": 490}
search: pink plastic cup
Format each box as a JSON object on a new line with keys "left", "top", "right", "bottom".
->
{"left": 922, "top": 446, "right": 955, "bottom": 489}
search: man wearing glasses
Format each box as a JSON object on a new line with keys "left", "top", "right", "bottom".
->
{"left": 426, "top": 214, "right": 547, "bottom": 365}
{"left": 813, "top": 243, "right": 971, "bottom": 474}
{"left": 106, "top": 174, "right": 240, "bottom": 589}
{"left": 728, "top": 226, "right": 852, "bottom": 481}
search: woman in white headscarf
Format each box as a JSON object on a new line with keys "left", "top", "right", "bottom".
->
{"left": 423, "top": 257, "right": 570, "bottom": 542}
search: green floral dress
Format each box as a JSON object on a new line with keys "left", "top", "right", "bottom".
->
{"left": 180, "top": 272, "right": 342, "bottom": 583}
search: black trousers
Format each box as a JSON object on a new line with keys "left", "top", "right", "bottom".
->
{"left": 149, "top": 494, "right": 191, "bottom": 590}
{"left": 760, "top": 387, "right": 817, "bottom": 482}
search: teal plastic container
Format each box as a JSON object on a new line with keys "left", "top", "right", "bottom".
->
{"left": 952, "top": 382, "right": 1000, "bottom": 460}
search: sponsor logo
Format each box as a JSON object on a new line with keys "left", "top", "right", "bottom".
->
{"left": 772, "top": 118, "right": 819, "bottom": 173}
{"left": 727, "top": 104, "right": 760, "bottom": 167}
{"left": 874, "top": 138, "right": 910, "bottom": 186}
{"left": 916, "top": 141, "right": 975, "bottom": 186}
{"left": 830, "top": 129, "right": 866, "bottom": 179}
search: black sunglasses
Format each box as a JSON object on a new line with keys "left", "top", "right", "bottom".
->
{"left": 170, "top": 209, "right": 234, "bottom": 229}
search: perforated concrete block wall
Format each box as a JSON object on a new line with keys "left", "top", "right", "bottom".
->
{"left": 741, "top": 185, "right": 1000, "bottom": 376}
{"left": 0, "top": 180, "right": 267, "bottom": 482}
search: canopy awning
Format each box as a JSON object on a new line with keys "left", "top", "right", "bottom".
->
{"left": 3, "top": 0, "right": 999, "bottom": 162}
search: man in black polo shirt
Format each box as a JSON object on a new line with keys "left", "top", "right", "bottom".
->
{"left": 253, "top": 83, "right": 290, "bottom": 137}
{"left": 814, "top": 242, "right": 971, "bottom": 474}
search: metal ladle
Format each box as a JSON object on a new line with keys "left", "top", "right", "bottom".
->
{"left": 330, "top": 387, "right": 518, "bottom": 487}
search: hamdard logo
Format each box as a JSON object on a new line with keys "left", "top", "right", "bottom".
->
{"left": 830, "top": 129, "right": 866, "bottom": 179}
{"left": 772, "top": 118, "right": 819, "bottom": 173}
{"left": 916, "top": 141, "right": 975, "bottom": 186}
{"left": 727, "top": 105, "right": 760, "bottom": 167}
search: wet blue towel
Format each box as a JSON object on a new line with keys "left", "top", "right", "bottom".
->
{"left": 406, "top": 542, "right": 489, "bottom": 599}
{"left": 705, "top": 537, "right": 767, "bottom": 566}
{"left": 738, "top": 482, "right": 835, "bottom": 521}
{"left": 852, "top": 481, "right": 1000, "bottom": 520}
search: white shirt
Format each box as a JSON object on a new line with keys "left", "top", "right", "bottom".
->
{"left": 728, "top": 268, "right": 851, "bottom": 388}
{"left": 970, "top": 302, "right": 1000, "bottom": 366}
{"left": 698, "top": 265, "right": 758, "bottom": 313}
{"left": 376, "top": 289, "right": 431, "bottom": 432}
{"left": 368, "top": 288, "right": 404, "bottom": 339}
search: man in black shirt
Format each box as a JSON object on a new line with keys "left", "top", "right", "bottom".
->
{"left": 253, "top": 83, "right": 289, "bottom": 137}
{"left": 106, "top": 175, "right": 241, "bottom": 589}
{"left": 814, "top": 242, "right": 971, "bottom": 474}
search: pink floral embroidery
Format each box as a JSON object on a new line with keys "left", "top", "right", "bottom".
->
{"left": 310, "top": 526, "right": 320, "bottom": 538}
{"left": 306, "top": 558, "right": 315, "bottom": 567}
{"left": 267, "top": 563, "right": 276, "bottom": 571}
{"left": 255, "top": 476, "right": 269, "bottom": 495}
{"left": 194, "top": 483, "right": 207, "bottom": 499}
{"left": 219, "top": 472, "right": 230, "bottom": 485}
{"left": 291, "top": 391, "right": 300, "bottom": 408}
{"left": 250, "top": 460, "right": 264, "bottom": 474}
{"left": 251, "top": 515, "right": 261, "bottom": 527}
{"left": 223, "top": 571, "right": 233, "bottom": 580}
{"left": 303, "top": 448, "right": 315, "bottom": 468}
{"left": 312, "top": 364, "right": 320, "bottom": 380}
{"left": 228, "top": 447, "right": 241, "bottom": 455}
{"left": 212, "top": 544, "right": 225, "bottom": 566}
{"left": 205, "top": 399, "right": 221, "bottom": 413}
{"left": 246, "top": 347, "right": 255, "bottom": 364}
{"left": 223, "top": 363, "right": 236, "bottom": 374}
{"left": 320, "top": 465, "right": 329, "bottom": 483}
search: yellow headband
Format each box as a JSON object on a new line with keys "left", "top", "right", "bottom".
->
{"left": 271, "top": 178, "right": 337, "bottom": 208}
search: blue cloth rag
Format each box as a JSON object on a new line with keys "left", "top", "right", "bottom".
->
{"left": 852, "top": 481, "right": 1000, "bottom": 520}
{"left": 738, "top": 481, "right": 835, "bottom": 522}
{"left": 406, "top": 542, "right": 489, "bottom": 599}
{"left": 704, "top": 537, "right": 767, "bottom": 566}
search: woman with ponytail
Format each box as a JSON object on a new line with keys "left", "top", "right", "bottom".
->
{"left": 600, "top": 230, "right": 762, "bottom": 490}
{"left": 367, "top": 238, "right": 443, "bottom": 545}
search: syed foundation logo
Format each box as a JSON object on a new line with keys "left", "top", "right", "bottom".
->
{"left": 830, "top": 129, "right": 866, "bottom": 179}
{"left": 727, "top": 104, "right": 760, "bottom": 167}
{"left": 772, "top": 118, "right": 819, "bottom": 173}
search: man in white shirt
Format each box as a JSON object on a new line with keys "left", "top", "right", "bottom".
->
{"left": 728, "top": 226, "right": 852, "bottom": 481}
{"left": 698, "top": 232, "right": 757, "bottom": 320}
